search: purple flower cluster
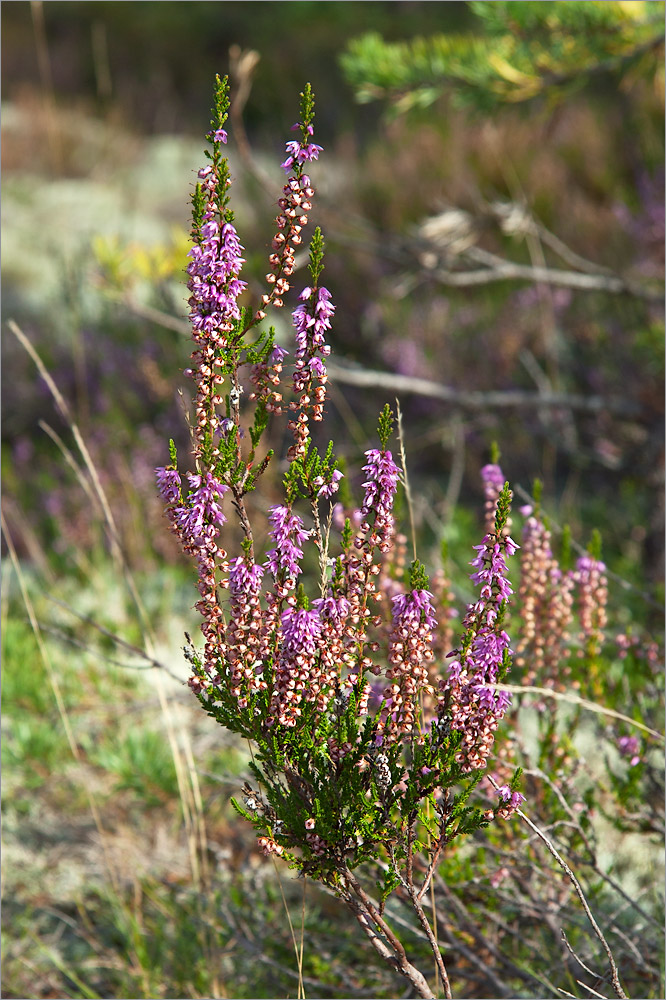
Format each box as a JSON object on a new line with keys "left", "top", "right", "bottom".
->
{"left": 312, "top": 595, "right": 352, "bottom": 623}
{"left": 156, "top": 467, "right": 229, "bottom": 682}
{"left": 481, "top": 463, "right": 507, "bottom": 535}
{"left": 289, "top": 284, "right": 335, "bottom": 459}
{"left": 391, "top": 589, "right": 438, "bottom": 631}
{"left": 265, "top": 505, "right": 311, "bottom": 584}
{"left": 360, "top": 449, "right": 401, "bottom": 552}
{"left": 156, "top": 466, "right": 181, "bottom": 505}
{"left": 187, "top": 219, "right": 247, "bottom": 336}
{"left": 495, "top": 784, "right": 526, "bottom": 819}
{"left": 173, "top": 472, "right": 227, "bottom": 541}
{"left": 280, "top": 606, "right": 323, "bottom": 658}
{"left": 383, "top": 587, "right": 438, "bottom": 739}
{"left": 271, "top": 605, "right": 324, "bottom": 727}
{"left": 281, "top": 123, "right": 323, "bottom": 173}
{"left": 617, "top": 735, "right": 641, "bottom": 767}
{"left": 292, "top": 286, "right": 334, "bottom": 362}
{"left": 315, "top": 469, "right": 344, "bottom": 499}
{"left": 229, "top": 556, "right": 265, "bottom": 604}
{"left": 575, "top": 554, "right": 608, "bottom": 655}
{"left": 480, "top": 464, "right": 505, "bottom": 491}
{"left": 440, "top": 531, "right": 518, "bottom": 772}
{"left": 469, "top": 536, "right": 516, "bottom": 612}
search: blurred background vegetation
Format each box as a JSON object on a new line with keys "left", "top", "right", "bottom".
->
{"left": 2, "top": 2, "right": 664, "bottom": 998}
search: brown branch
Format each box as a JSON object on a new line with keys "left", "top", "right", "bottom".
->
{"left": 326, "top": 362, "right": 641, "bottom": 417}
{"left": 404, "top": 882, "right": 453, "bottom": 1000}
{"left": 117, "top": 296, "right": 645, "bottom": 420}
{"left": 343, "top": 869, "right": 436, "bottom": 999}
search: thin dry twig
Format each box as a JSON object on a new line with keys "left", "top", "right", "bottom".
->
{"left": 395, "top": 399, "right": 417, "bottom": 560}
{"left": 487, "top": 776, "right": 628, "bottom": 1000}
{"left": 44, "top": 595, "right": 186, "bottom": 682}
{"left": 562, "top": 929, "right": 603, "bottom": 979}
{"left": 326, "top": 362, "right": 641, "bottom": 417}
{"left": 577, "top": 980, "right": 612, "bottom": 999}
{"left": 494, "top": 683, "right": 664, "bottom": 742}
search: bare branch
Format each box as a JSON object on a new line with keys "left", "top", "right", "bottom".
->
{"left": 487, "top": 776, "right": 629, "bottom": 1000}
{"left": 326, "top": 362, "right": 641, "bottom": 417}
{"left": 494, "top": 683, "right": 664, "bottom": 742}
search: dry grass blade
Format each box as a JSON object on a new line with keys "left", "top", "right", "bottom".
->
{"left": 8, "top": 318, "right": 210, "bottom": 893}
{"left": 395, "top": 399, "right": 417, "bottom": 560}
{"left": 271, "top": 858, "right": 306, "bottom": 1000}
{"left": 9, "top": 320, "right": 124, "bottom": 569}
{"left": 1, "top": 511, "right": 120, "bottom": 893}
{"left": 494, "top": 683, "right": 664, "bottom": 742}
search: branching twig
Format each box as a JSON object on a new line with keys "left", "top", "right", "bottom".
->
{"left": 343, "top": 869, "right": 436, "bottom": 999}
{"left": 487, "top": 776, "right": 629, "bottom": 1000}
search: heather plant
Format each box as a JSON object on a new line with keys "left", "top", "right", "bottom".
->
{"left": 154, "top": 75, "right": 660, "bottom": 999}
{"left": 155, "top": 75, "right": 527, "bottom": 998}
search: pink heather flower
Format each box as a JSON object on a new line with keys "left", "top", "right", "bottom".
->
{"left": 288, "top": 284, "right": 335, "bottom": 457}
{"left": 490, "top": 867, "right": 510, "bottom": 888}
{"left": 496, "top": 785, "right": 526, "bottom": 818}
{"left": 313, "top": 595, "right": 351, "bottom": 623}
{"left": 481, "top": 463, "right": 507, "bottom": 534}
{"left": 155, "top": 467, "right": 181, "bottom": 505}
{"left": 304, "top": 817, "right": 316, "bottom": 830}
{"left": 212, "top": 128, "right": 228, "bottom": 143}
{"left": 291, "top": 122, "right": 314, "bottom": 136}
{"left": 481, "top": 464, "right": 505, "bottom": 491}
{"left": 271, "top": 344, "right": 289, "bottom": 365}
{"left": 575, "top": 554, "right": 608, "bottom": 654}
{"left": 292, "top": 287, "right": 334, "bottom": 392}
{"left": 382, "top": 588, "right": 437, "bottom": 740}
{"left": 229, "top": 557, "right": 265, "bottom": 602}
{"left": 258, "top": 836, "right": 284, "bottom": 857}
{"left": 265, "top": 505, "right": 311, "bottom": 581}
{"left": 187, "top": 219, "right": 248, "bottom": 334}
{"left": 470, "top": 538, "right": 516, "bottom": 603}
{"left": 317, "top": 469, "right": 344, "bottom": 499}
{"left": 360, "top": 449, "right": 401, "bottom": 551}
{"left": 391, "top": 589, "right": 438, "bottom": 632}
{"left": 439, "top": 530, "right": 518, "bottom": 772}
{"left": 280, "top": 606, "right": 323, "bottom": 657}
{"left": 618, "top": 735, "right": 641, "bottom": 766}
{"left": 271, "top": 605, "right": 324, "bottom": 726}
{"left": 174, "top": 472, "right": 228, "bottom": 543}
{"left": 281, "top": 130, "right": 324, "bottom": 173}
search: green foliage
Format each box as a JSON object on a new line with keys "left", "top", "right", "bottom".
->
{"left": 341, "top": 1, "right": 665, "bottom": 114}
{"left": 494, "top": 481, "right": 513, "bottom": 535}
{"left": 283, "top": 437, "right": 340, "bottom": 504}
{"left": 89, "top": 728, "right": 179, "bottom": 805}
{"left": 377, "top": 402, "right": 394, "bottom": 451}
{"left": 299, "top": 80, "right": 316, "bottom": 133}
{"left": 210, "top": 73, "right": 231, "bottom": 138}
{"left": 308, "top": 226, "right": 326, "bottom": 286}
{"left": 407, "top": 558, "right": 430, "bottom": 591}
